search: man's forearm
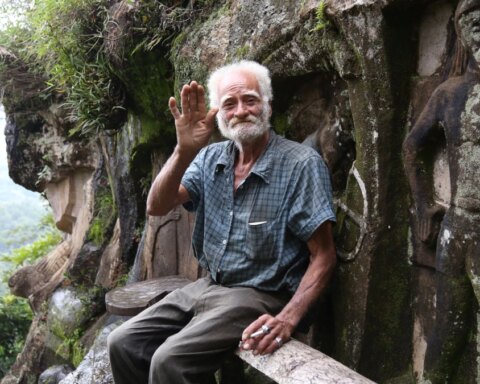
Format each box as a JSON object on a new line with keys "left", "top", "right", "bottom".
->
{"left": 146, "top": 146, "right": 197, "bottom": 216}
{"left": 276, "top": 248, "right": 336, "bottom": 333}
{"left": 240, "top": 221, "right": 336, "bottom": 356}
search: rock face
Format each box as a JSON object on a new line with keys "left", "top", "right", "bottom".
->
{"left": 1, "top": 0, "right": 479, "bottom": 383}
{"left": 57, "top": 321, "right": 118, "bottom": 384}
{"left": 38, "top": 365, "right": 73, "bottom": 384}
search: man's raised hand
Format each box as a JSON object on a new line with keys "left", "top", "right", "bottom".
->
{"left": 169, "top": 81, "right": 218, "bottom": 156}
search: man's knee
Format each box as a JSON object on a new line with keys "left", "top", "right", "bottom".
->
{"left": 107, "top": 323, "right": 129, "bottom": 356}
{"left": 150, "top": 343, "right": 177, "bottom": 379}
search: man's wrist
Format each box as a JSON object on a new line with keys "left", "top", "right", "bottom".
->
{"left": 276, "top": 311, "right": 299, "bottom": 333}
{"left": 174, "top": 144, "right": 199, "bottom": 163}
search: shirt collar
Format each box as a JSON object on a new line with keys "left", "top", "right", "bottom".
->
{"left": 214, "top": 130, "right": 277, "bottom": 184}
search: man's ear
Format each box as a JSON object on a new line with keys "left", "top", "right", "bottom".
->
{"left": 269, "top": 102, "right": 272, "bottom": 117}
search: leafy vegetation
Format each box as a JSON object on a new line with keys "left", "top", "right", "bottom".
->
{"left": 0, "top": 0, "right": 217, "bottom": 137}
{"left": 0, "top": 0, "right": 125, "bottom": 136}
{"left": 313, "top": 1, "right": 329, "bottom": 32}
{"left": 130, "top": 2, "right": 204, "bottom": 53}
{"left": 0, "top": 294, "right": 32, "bottom": 379}
{"left": 88, "top": 184, "right": 116, "bottom": 246}
{"left": 0, "top": 213, "right": 61, "bottom": 379}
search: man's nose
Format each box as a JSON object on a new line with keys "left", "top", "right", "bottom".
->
{"left": 234, "top": 102, "right": 249, "bottom": 118}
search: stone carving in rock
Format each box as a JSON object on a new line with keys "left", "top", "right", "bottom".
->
{"left": 8, "top": 169, "right": 96, "bottom": 311}
{"left": 403, "top": 0, "right": 480, "bottom": 381}
{"left": 95, "top": 219, "right": 123, "bottom": 288}
{"left": 137, "top": 152, "right": 204, "bottom": 282}
{"left": 8, "top": 240, "right": 72, "bottom": 311}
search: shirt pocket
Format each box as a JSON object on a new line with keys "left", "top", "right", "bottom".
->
{"left": 245, "top": 220, "right": 277, "bottom": 260}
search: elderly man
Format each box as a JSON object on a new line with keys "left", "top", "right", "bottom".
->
{"left": 108, "top": 60, "right": 336, "bottom": 384}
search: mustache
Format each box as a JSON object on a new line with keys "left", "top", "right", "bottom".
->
{"left": 229, "top": 115, "right": 259, "bottom": 127}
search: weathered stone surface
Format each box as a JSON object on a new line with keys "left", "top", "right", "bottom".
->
{"left": 417, "top": 1, "right": 454, "bottom": 77}
{"left": 5, "top": 104, "right": 98, "bottom": 192}
{"left": 95, "top": 219, "right": 123, "bottom": 288}
{"left": 237, "top": 339, "right": 376, "bottom": 384}
{"left": 99, "top": 119, "right": 146, "bottom": 268}
{"left": 46, "top": 171, "right": 92, "bottom": 234}
{"left": 47, "top": 288, "right": 92, "bottom": 338}
{"left": 38, "top": 365, "right": 74, "bottom": 384}
{"left": 58, "top": 321, "right": 119, "bottom": 384}
{"left": 105, "top": 275, "right": 192, "bottom": 316}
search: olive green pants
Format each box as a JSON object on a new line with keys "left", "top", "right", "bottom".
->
{"left": 107, "top": 277, "right": 289, "bottom": 384}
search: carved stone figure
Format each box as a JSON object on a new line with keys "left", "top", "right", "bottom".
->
{"left": 403, "top": 1, "right": 480, "bottom": 381}
{"left": 8, "top": 240, "right": 72, "bottom": 311}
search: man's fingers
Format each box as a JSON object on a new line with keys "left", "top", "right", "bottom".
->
{"left": 180, "top": 84, "right": 190, "bottom": 116}
{"left": 197, "top": 84, "right": 207, "bottom": 113}
{"left": 242, "top": 314, "right": 271, "bottom": 340}
{"left": 168, "top": 97, "right": 181, "bottom": 120}
{"left": 189, "top": 81, "right": 199, "bottom": 112}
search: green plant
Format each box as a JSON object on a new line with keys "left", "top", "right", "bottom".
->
{"left": 114, "top": 272, "right": 129, "bottom": 287}
{"left": 87, "top": 187, "right": 116, "bottom": 246}
{"left": 131, "top": 1, "right": 213, "bottom": 53}
{"left": 54, "top": 327, "right": 86, "bottom": 368}
{"left": 312, "top": 1, "right": 329, "bottom": 32}
{"left": 0, "top": 0, "right": 126, "bottom": 136}
{"left": 0, "top": 294, "right": 33, "bottom": 379}
{"left": 36, "top": 164, "right": 52, "bottom": 186}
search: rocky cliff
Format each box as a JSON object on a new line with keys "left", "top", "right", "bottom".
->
{"left": 1, "top": 0, "right": 478, "bottom": 383}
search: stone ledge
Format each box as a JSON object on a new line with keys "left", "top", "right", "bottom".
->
{"left": 236, "top": 339, "right": 376, "bottom": 384}
{"left": 105, "top": 275, "right": 192, "bottom": 316}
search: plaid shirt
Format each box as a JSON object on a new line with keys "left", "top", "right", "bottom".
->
{"left": 181, "top": 131, "right": 335, "bottom": 293}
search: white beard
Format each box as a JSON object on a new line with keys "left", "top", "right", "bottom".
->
{"left": 217, "top": 105, "right": 270, "bottom": 145}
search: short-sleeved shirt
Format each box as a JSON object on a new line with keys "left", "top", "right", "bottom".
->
{"left": 181, "top": 130, "right": 336, "bottom": 294}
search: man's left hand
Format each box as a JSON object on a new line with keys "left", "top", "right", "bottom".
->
{"left": 240, "top": 314, "right": 294, "bottom": 355}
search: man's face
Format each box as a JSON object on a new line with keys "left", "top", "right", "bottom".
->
{"left": 458, "top": 8, "right": 480, "bottom": 63}
{"left": 216, "top": 70, "right": 271, "bottom": 144}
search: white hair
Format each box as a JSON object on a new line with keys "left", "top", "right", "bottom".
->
{"left": 207, "top": 60, "right": 273, "bottom": 108}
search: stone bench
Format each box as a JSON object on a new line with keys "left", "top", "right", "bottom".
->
{"left": 105, "top": 275, "right": 193, "bottom": 316}
{"left": 105, "top": 276, "right": 376, "bottom": 383}
{"left": 237, "top": 340, "right": 375, "bottom": 383}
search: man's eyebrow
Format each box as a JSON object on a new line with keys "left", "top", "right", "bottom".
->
{"left": 243, "top": 91, "right": 261, "bottom": 99}
{"left": 220, "top": 95, "right": 234, "bottom": 105}
{"left": 220, "top": 91, "right": 261, "bottom": 105}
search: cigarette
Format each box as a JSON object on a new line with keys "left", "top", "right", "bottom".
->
{"left": 250, "top": 329, "right": 265, "bottom": 338}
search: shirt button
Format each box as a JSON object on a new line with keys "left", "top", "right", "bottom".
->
{"left": 229, "top": 211, "right": 233, "bottom": 216}
{"left": 222, "top": 239, "right": 227, "bottom": 245}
